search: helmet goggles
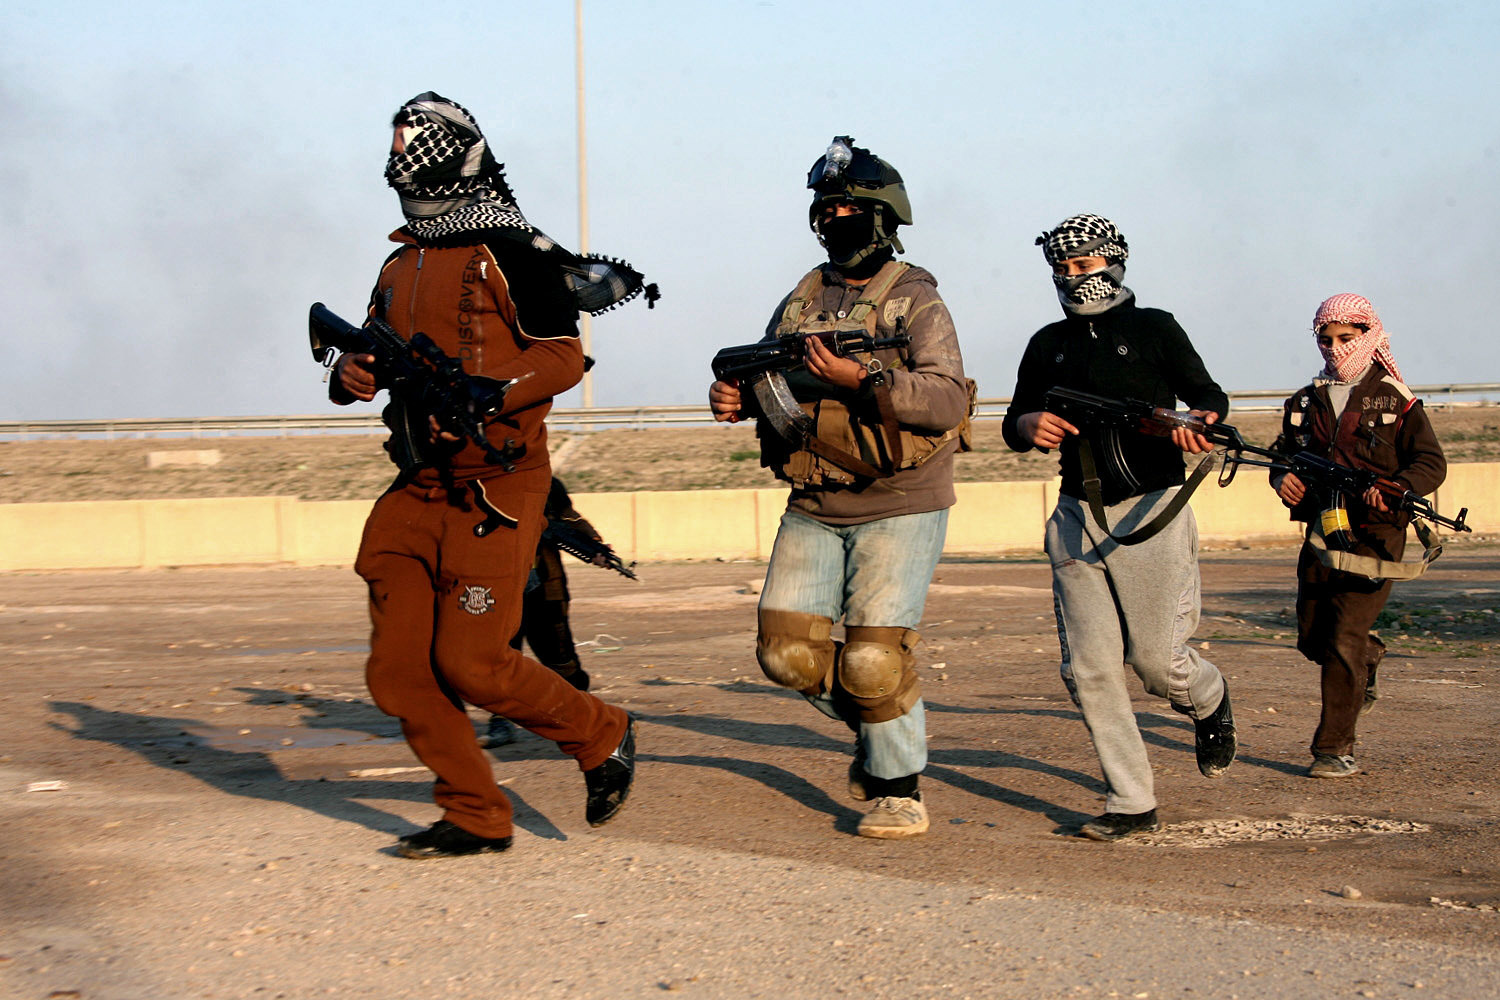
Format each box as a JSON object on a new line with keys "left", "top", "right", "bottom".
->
{"left": 807, "top": 136, "right": 890, "bottom": 195}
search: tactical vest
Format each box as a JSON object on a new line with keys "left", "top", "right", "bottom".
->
{"left": 764, "top": 260, "right": 975, "bottom": 488}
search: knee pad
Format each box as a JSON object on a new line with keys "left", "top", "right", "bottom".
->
{"left": 838, "top": 626, "right": 922, "bottom": 724}
{"left": 757, "top": 609, "right": 835, "bottom": 693}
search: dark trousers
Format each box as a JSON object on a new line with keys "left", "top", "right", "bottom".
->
{"left": 1295, "top": 527, "right": 1401, "bottom": 757}
{"left": 511, "top": 592, "right": 586, "bottom": 685}
{"left": 354, "top": 470, "right": 628, "bottom": 839}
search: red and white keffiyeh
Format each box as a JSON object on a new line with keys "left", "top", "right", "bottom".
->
{"left": 1313, "top": 293, "right": 1403, "bottom": 384}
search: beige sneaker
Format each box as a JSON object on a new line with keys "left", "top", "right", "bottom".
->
{"left": 857, "top": 794, "right": 929, "bottom": 839}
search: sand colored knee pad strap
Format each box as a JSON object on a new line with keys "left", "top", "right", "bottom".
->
{"left": 838, "top": 626, "right": 921, "bottom": 724}
{"left": 757, "top": 609, "right": 835, "bottom": 693}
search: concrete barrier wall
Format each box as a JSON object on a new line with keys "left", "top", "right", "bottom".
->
{"left": 1, "top": 465, "right": 1491, "bottom": 572}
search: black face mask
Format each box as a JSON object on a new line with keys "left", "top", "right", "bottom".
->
{"left": 818, "top": 212, "right": 876, "bottom": 265}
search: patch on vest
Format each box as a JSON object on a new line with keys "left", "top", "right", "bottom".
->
{"left": 1362, "top": 394, "right": 1402, "bottom": 414}
{"left": 457, "top": 585, "right": 496, "bottom": 616}
{"left": 883, "top": 297, "right": 912, "bottom": 327}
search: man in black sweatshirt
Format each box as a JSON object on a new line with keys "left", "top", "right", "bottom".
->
{"left": 1002, "top": 214, "right": 1236, "bottom": 841}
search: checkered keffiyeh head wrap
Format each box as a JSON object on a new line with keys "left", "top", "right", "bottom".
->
{"left": 1036, "top": 214, "right": 1130, "bottom": 266}
{"left": 385, "top": 93, "right": 531, "bottom": 233}
{"left": 383, "top": 92, "right": 657, "bottom": 315}
{"left": 1313, "top": 293, "right": 1403, "bottom": 384}
{"left": 1037, "top": 214, "right": 1132, "bottom": 314}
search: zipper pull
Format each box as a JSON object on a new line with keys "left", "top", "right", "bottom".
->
{"left": 480, "top": 260, "right": 487, "bottom": 280}
{"left": 416, "top": 248, "right": 425, "bottom": 269}
{"left": 1088, "top": 321, "right": 1097, "bottom": 339}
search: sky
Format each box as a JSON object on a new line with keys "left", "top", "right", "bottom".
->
{"left": 3, "top": 1, "right": 1498, "bottom": 420}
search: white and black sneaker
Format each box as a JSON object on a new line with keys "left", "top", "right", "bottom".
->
{"left": 1309, "top": 753, "right": 1359, "bottom": 779}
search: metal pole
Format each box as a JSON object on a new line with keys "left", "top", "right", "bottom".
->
{"left": 575, "top": 0, "right": 593, "bottom": 408}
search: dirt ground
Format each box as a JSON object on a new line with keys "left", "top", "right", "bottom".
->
{"left": 2, "top": 406, "right": 1498, "bottom": 503}
{"left": 2, "top": 544, "right": 1499, "bottom": 998}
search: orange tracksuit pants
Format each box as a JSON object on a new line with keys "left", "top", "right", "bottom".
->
{"left": 354, "top": 467, "right": 628, "bottom": 839}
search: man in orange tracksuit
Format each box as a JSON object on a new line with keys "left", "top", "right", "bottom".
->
{"left": 330, "top": 92, "right": 653, "bottom": 858}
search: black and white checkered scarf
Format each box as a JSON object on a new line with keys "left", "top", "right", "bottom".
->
{"left": 385, "top": 92, "right": 656, "bottom": 315}
{"left": 1036, "top": 214, "right": 1132, "bottom": 316}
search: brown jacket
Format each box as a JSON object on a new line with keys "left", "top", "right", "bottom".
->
{"left": 334, "top": 229, "right": 584, "bottom": 484}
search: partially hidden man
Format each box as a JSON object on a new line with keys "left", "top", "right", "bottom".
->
{"left": 485, "top": 476, "right": 620, "bottom": 748}
{"left": 1002, "top": 214, "right": 1236, "bottom": 841}
{"left": 329, "top": 93, "right": 653, "bottom": 858}
{"left": 709, "top": 137, "right": 972, "bottom": 838}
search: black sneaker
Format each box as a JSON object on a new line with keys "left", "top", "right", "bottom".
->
{"left": 1194, "top": 686, "right": 1237, "bottom": 778}
{"left": 397, "top": 820, "right": 512, "bottom": 859}
{"left": 1080, "top": 809, "right": 1160, "bottom": 842}
{"left": 584, "top": 718, "right": 636, "bottom": 827}
{"left": 482, "top": 715, "right": 517, "bottom": 748}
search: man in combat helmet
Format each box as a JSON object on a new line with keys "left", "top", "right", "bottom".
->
{"left": 709, "top": 136, "right": 972, "bottom": 838}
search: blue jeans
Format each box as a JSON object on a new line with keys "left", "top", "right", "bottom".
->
{"left": 759, "top": 508, "right": 948, "bottom": 780}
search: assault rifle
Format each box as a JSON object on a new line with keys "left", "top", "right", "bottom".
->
{"left": 1041, "top": 386, "right": 1472, "bottom": 534}
{"left": 711, "top": 330, "right": 911, "bottom": 385}
{"left": 1042, "top": 386, "right": 1278, "bottom": 489}
{"left": 542, "top": 518, "right": 639, "bottom": 581}
{"left": 1279, "top": 452, "right": 1469, "bottom": 533}
{"left": 309, "top": 303, "right": 527, "bottom": 471}
{"left": 712, "top": 330, "right": 911, "bottom": 439}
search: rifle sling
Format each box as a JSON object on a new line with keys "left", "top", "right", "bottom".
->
{"left": 874, "top": 382, "right": 904, "bottom": 468}
{"left": 1306, "top": 516, "right": 1441, "bottom": 581}
{"left": 803, "top": 433, "right": 889, "bottom": 481}
{"left": 1077, "top": 438, "right": 1216, "bottom": 546}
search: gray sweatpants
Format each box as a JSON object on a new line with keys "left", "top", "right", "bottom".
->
{"left": 1045, "top": 490, "right": 1226, "bottom": 815}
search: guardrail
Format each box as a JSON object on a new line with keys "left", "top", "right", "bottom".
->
{"left": 2, "top": 384, "right": 1497, "bottom": 440}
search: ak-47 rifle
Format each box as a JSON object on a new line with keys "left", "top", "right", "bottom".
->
{"left": 1277, "top": 452, "right": 1469, "bottom": 534}
{"left": 541, "top": 518, "right": 639, "bottom": 581}
{"left": 308, "top": 303, "right": 528, "bottom": 472}
{"left": 1042, "top": 386, "right": 1279, "bottom": 488}
{"left": 711, "top": 330, "right": 911, "bottom": 385}
{"left": 711, "top": 330, "right": 911, "bottom": 440}
{"left": 1041, "top": 385, "right": 1472, "bottom": 535}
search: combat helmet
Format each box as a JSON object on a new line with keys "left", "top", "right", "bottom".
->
{"left": 806, "top": 135, "right": 912, "bottom": 268}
